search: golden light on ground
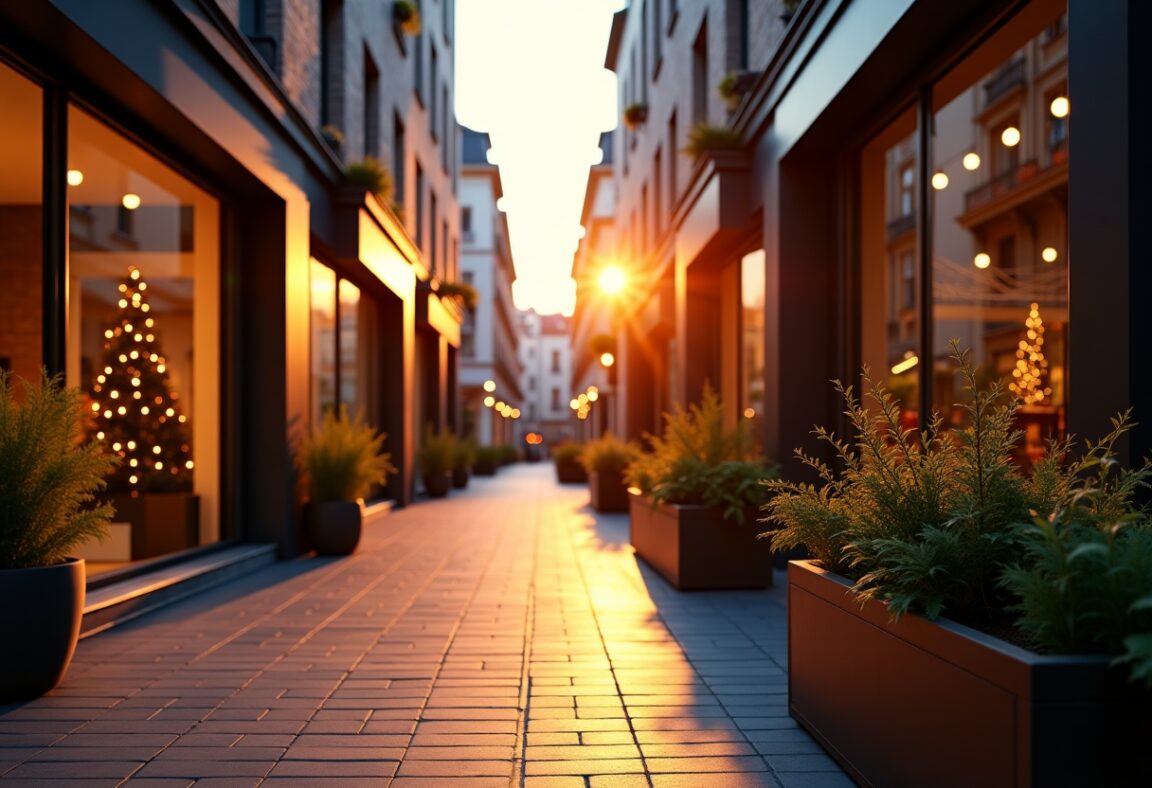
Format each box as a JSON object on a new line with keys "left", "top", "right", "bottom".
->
{"left": 598, "top": 265, "right": 627, "bottom": 295}
{"left": 1050, "top": 95, "right": 1070, "bottom": 118}
{"left": 931, "top": 171, "right": 949, "bottom": 190}
{"left": 1000, "top": 126, "right": 1021, "bottom": 147}
{"left": 1041, "top": 246, "right": 1059, "bottom": 263}
{"left": 974, "top": 252, "right": 991, "bottom": 269}
{"left": 962, "top": 152, "right": 981, "bottom": 170}
{"left": 599, "top": 352, "right": 615, "bottom": 367}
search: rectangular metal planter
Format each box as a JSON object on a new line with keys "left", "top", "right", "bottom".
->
{"left": 788, "top": 560, "right": 1152, "bottom": 788}
{"left": 628, "top": 491, "right": 772, "bottom": 590}
{"left": 589, "top": 471, "right": 629, "bottom": 512}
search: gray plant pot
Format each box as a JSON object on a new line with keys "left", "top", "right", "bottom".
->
{"left": 304, "top": 500, "right": 362, "bottom": 555}
{"left": 0, "top": 557, "right": 85, "bottom": 702}
{"left": 788, "top": 560, "right": 1152, "bottom": 787}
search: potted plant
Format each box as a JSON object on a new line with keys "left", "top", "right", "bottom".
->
{"left": 419, "top": 427, "right": 455, "bottom": 498}
{"left": 345, "top": 157, "right": 395, "bottom": 204}
{"left": 296, "top": 407, "right": 395, "bottom": 555}
{"left": 435, "top": 280, "right": 479, "bottom": 311}
{"left": 452, "top": 438, "right": 475, "bottom": 489}
{"left": 580, "top": 434, "right": 640, "bottom": 513}
{"left": 498, "top": 444, "right": 520, "bottom": 466}
{"left": 764, "top": 345, "right": 1152, "bottom": 787}
{"left": 320, "top": 124, "right": 345, "bottom": 153}
{"left": 625, "top": 385, "right": 777, "bottom": 590}
{"left": 623, "top": 102, "right": 649, "bottom": 131}
{"left": 392, "top": 0, "right": 421, "bottom": 35}
{"left": 552, "top": 441, "right": 587, "bottom": 484}
{"left": 780, "top": 0, "right": 801, "bottom": 23}
{"left": 0, "top": 371, "right": 117, "bottom": 702}
{"left": 682, "top": 123, "right": 743, "bottom": 159}
{"left": 474, "top": 445, "right": 500, "bottom": 476}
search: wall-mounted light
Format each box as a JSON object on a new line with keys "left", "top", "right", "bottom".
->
{"left": 743, "top": 407, "right": 756, "bottom": 419}
{"left": 974, "top": 252, "right": 991, "bottom": 269}
{"left": 1041, "top": 246, "right": 1059, "bottom": 263}
{"left": 66, "top": 169, "right": 84, "bottom": 186}
{"left": 1000, "top": 127, "right": 1021, "bottom": 147}
{"left": 122, "top": 193, "right": 142, "bottom": 210}
{"left": 483, "top": 379, "right": 496, "bottom": 392}
{"left": 1050, "top": 96, "right": 1070, "bottom": 118}
{"left": 599, "top": 352, "right": 615, "bottom": 367}
{"left": 931, "top": 171, "right": 949, "bottom": 190}
{"left": 483, "top": 395, "right": 495, "bottom": 407}
{"left": 962, "top": 152, "right": 981, "bottom": 171}
{"left": 569, "top": 398, "right": 580, "bottom": 410}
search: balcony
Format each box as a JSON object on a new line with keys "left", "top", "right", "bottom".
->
{"left": 886, "top": 212, "right": 916, "bottom": 243}
{"left": 983, "top": 58, "right": 1025, "bottom": 107}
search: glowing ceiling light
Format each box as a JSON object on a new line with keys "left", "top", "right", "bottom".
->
{"left": 122, "top": 193, "right": 142, "bottom": 210}
{"left": 931, "top": 171, "right": 949, "bottom": 190}
{"left": 1041, "top": 246, "right": 1059, "bottom": 263}
{"left": 1000, "top": 126, "right": 1021, "bottom": 147}
{"left": 66, "top": 169, "right": 84, "bottom": 186}
{"left": 974, "top": 252, "right": 991, "bottom": 269}
{"left": 483, "top": 379, "right": 496, "bottom": 392}
{"left": 962, "top": 152, "right": 981, "bottom": 171}
{"left": 1050, "top": 96, "right": 1070, "bottom": 118}
{"left": 599, "top": 352, "right": 615, "bottom": 367}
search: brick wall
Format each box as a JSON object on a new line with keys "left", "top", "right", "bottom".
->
{"left": 0, "top": 207, "right": 43, "bottom": 383}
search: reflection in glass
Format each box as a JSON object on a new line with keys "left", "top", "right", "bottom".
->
{"left": 310, "top": 259, "right": 338, "bottom": 424}
{"left": 931, "top": 6, "right": 1068, "bottom": 464}
{"left": 740, "top": 250, "right": 766, "bottom": 440}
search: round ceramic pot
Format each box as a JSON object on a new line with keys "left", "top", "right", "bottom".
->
{"left": 452, "top": 467, "right": 470, "bottom": 489}
{"left": 0, "top": 557, "right": 85, "bottom": 702}
{"left": 424, "top": 471, "right": 452, "bottom": 498}
{"left": 304, "top": 500, "right": 362, "bottom": 555}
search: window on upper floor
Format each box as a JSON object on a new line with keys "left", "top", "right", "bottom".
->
{"left": 550, "top": 350, "right": 560, "bottom": 373}
{"left": 668, "top": 111, "right": 678, "bottom": 207}
{"left": 363, "top": 47, "right": 379, "bottom": 159}
{"left": 692, "top": 18, "right": 708, "bottom": 126}
{"left": 461, "top": 206, "right": 472, "bottom": 235}
{"left": 416, "top": 162, "right": 425, "bottom": 247}
{"left": 550, "top": 387, "right": 561, "bottom": 410}
{"left": 414, "top": 30, "right": 424, "bottom": 103}
{"left": 320, "top": 0, "right": 342, "bottom": 129}
{"left": 528, "top": 375, "right": 536, "bottom": 391}
{"left": 393, "top": 113, "right": 406, "bottom": 213}
{"left": 653, "top": 0, "right": 663, "bottom": 74}
{"left": 430, "top": 45, "right": 439, "bottom": 141}
{"left": 430, "top": 192, "right": 438, "bottom": 273}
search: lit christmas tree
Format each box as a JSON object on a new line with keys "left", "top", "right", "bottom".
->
{"left": 88, "top": 266, "right": 193, "bottom": 494}
{"left": 1008, "top": 301, "right": 1052, "bottom": 406}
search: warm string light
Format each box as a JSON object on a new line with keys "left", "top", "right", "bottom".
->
{"left": 1009, "top": 302, "right": 1053, "bottom": 406}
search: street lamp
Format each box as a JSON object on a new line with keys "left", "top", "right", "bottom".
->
{"left": 598, "top": 265, "right": 627, "bottom": 296}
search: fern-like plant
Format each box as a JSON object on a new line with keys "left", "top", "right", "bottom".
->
{"left": 345, "top": 157, "right": 395, "bottom": 203}
{"left": 683, "top": 123, "right": 743, "bottom": 158}
{"left": 419, "top": 427, "right": 457, "bottom": 475}
{"left": 0, "top": 371, "right": 117, "bottom": 570}
{"left": 626, "top": 384, "right": 776, "bottom": 523}
{"left": 552, "top": 441, "right": 584, "bottom": 466}
{"left": 580, "top": 434, "right": 640, "bottom": 477}
{"left": 453, "top": 438, "right": 476, "bottom": 472}
{"left": 297, "top": 407, "right": 395, "bottom": 502}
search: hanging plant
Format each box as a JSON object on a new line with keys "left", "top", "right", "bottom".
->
{"left": 623, "top": 102, "right": 649, "bottom": 131}
{"left": 718, "top": 70, "right": 759, "bottom": 111}
{"left": 393, "top": 0, "right": 422, "bottom": 36}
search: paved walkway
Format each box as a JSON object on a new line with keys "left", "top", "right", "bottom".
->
{"left": 0, "top": 464, "right": 851, "bottom": 787}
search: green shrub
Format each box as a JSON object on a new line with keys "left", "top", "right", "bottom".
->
{"left": 297, "top": 407, "right": 395, "bottom": 502}
{"left": 475, "top": 445, "right": 501, "bottom": 466}
{"left": 625, "top": 385, "right": 776, "bottom": 523}
{"left": 392, "top": 0, "right": 421, "bottom": 34}
{"left": 453, "top": 438, "right": 476, "bottom": 472}
{"left": 498, "top": 444, "right": 520, "bottom": 465}
{"left": 763, "top": 343, "right": 1152, "bottom": 686}
{"left": 419, "top": 427, "right": 456, "bottom": 475}
{"left": 683, "top": 123, "right": 742, "bottom": 158}
{"left": 552, "top": 441, "right": 584, "bottom": 465}
{"left": 345, "top": 157, "right": 394, "bottom": 203}
{"left": 580, "top": 434, "right": 640, "bottom": 476}
{"left": 0, "top": 372, "right": 118, "bottom": 570}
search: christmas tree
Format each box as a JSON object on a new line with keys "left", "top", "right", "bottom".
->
{"left": 88, "top": 266, "right": 193, "bottom": 494}
{"left": 1008, "top": 301, "right": 1053, "bottom": 406}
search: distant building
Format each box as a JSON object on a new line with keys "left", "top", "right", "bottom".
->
{"left": 459, "top": 127, "right": 523, "bottom": 446}
{"left": 519, "top": 312, "right": 574, "bottom": 447}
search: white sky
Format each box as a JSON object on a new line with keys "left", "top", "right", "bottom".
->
{"left": 456, "top": 0, "right": 624, "bottom": 316}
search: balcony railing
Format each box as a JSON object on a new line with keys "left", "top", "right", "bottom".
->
{"left": 886, "top": 212, "right": 916, "bottom": 243}
{"left": 984, "top": 58, "right": 1026, "bottom": 106}
{"left": 963, "top": 158, "right": 1042, "bottom": 212}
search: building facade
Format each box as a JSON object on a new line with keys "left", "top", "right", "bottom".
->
{"left": 518, "top": 311, "right": 575, "bottom": 447}
{"left": 596, "top": 0, "right": 1150, "bottom": 476}
{"left": 459, "top": 126, "right": 523, "bottom": 447}
{"left": 0, "top": 0, "right": 463, "bottom": 583}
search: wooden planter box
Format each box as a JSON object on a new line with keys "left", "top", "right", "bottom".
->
{"left": 589, "top": 470, "right": 629, "bottom": 512}
{"left": 788, "top": 560, "right": 1152, "bottom": 788}
{"left": 110, "top": 492, "right": 200, "bottom": 560}
{"left": 628, "top": 491, "right": 772, "bottom": 590}
{"left": 554, "top": 458, "right": 587, "bottom": 484}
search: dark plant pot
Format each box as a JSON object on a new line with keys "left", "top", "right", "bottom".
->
{"left": 110, "top": 492, "right": 200, "bottom": 560}
{"left": 304, "top": 500, "right": 362, "bottom": 556}
{"left": 589, "top": 470, "right": 630, "bottom": 513}
{"left": 0, "top": 558, "right": 85, "bottom": 702}
{"left": 474, "top": 458, "right": 497, "bottom": 476}
{"left": 452, "top": 467, "right": 470, "bottom": 489}
{"left": 628, "top": 491, "right": 772, "bottom": 590}
{"left": 788, "top": 560, "right": 1152, "bottom": 788}
{"left": 555, "top": 458, "right": 587, "bottom": 484}
{"left": 424, "top": 471, "right": 452, "bottom": 498}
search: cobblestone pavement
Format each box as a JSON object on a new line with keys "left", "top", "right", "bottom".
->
{"left": 0, "top": 463, "right": 852, "bottom": 787}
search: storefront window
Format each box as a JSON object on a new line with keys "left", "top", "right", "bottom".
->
{"left": 67, "top": 106, "right": 221, "bottom": 575}
{"left": 0, "top": 61, "right": 43, "bottom": 384}
{"left": 930, "top": 5, "right": 1068, "bottom": 463}
{"left": 311, "top": 261, "right": 380, "bottom": 431}
{"left": 740, "top": 249, "right": 765, "bottom": 438}
{"left": 310, "top": 259, "right": 337, "bottom": 423}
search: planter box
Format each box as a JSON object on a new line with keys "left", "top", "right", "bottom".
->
{"left": 555, "top": 458, "right": 587, "bottom": 484}
{"left": 589, "top": 470, "right": 630, "bottom": 513}
{"left": 628, "top": 491, "right": 772, "bottom": 590}
{"left": 110, "top": 492, "right": 200, "bottom": 560}
{"left": 788, "top": 560, "right": 1152, "bottom": 788}
{"left": 473, "top": 458, "right": 497, "bottom": 476}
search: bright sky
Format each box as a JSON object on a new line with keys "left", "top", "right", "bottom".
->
{"left": 456, "top": 0, "right": 623, "bottom": 316}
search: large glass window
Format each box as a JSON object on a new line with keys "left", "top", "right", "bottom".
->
{"left": 0, "top": 61, "right": 43, "bottom": 384}
{"left": 67, "top": 105, "right": 221, "bottom": 574}
{"left": 861, "top": 2, "right": 1068, "bottom": 460}
{"left": 740, "top": 250, "right": 766, "bottom": 439}
{"left": 930, "top": 6, "right": 1068, "bottom": 463}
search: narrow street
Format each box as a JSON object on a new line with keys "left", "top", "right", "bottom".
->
{"left": 1, "top": 464, "right": 849, "bottom": 787}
